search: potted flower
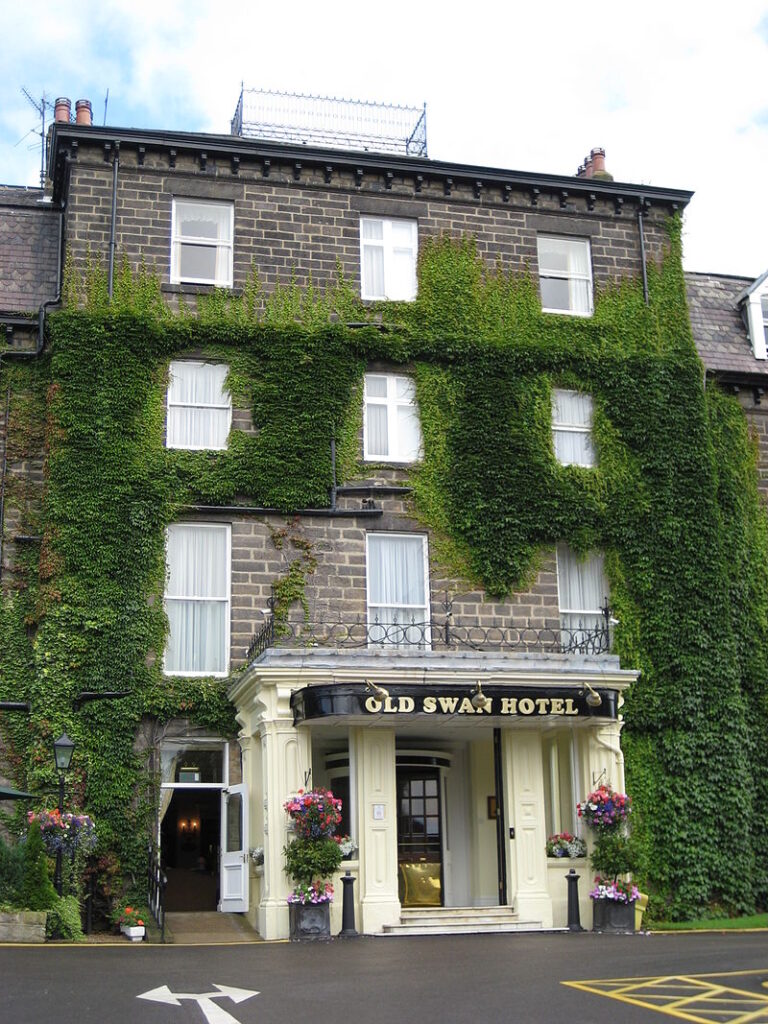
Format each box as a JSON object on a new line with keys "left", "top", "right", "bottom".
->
{"left": 117, "top": 905, "right": 146, "bottom": 942}
{"left": 336, "top": 835, "right": 357, "bottom": 859}
{"left": 283, "top": 789, "right": 343, "bottom": 940}
{"left": 577, "top": 785, "right": 637, "bottom": 933}
{"left": 545, "top": 832, "right": 587, "bottom": 858}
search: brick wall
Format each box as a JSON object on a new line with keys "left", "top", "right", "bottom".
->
{"left": 61, "top": 144, "right": 671, "bottom": 300}
{"left": 0, "top": 188, "right": 59, "bottom": 312}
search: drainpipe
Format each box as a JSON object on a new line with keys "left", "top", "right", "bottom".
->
{"left": 637, "top": 199, "right": 649, "bottom": 305}
{"left": 107, "top": 142, "right": 120, "bottom": 300}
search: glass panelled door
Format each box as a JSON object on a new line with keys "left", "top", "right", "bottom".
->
{"left": 219, "top": 783, "right": 248, "bottom": 912}
{"left": 397, "top": 770, "right": 442, "bottom": 907}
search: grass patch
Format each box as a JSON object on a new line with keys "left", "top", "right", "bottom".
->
{"left": 651, "top": 913, "right": 768, "bottom": 931}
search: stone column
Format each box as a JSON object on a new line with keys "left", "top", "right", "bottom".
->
{"left": 253, "top": 680, "right": 312, "bottom": 940}
{"left": 503, "top": 729, "right": 553, "bottom": 928}
{"left": 351, "top": 726, "right": 400, "bottom": 933}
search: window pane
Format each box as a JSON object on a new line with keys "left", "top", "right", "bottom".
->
{"left": 540, "top": 277, "right": 571, "bottom": 311}
{"left": 553, "top": 390, "right": 592, "bottom": 428}
{"left": 168, "top": 407, "right": 230, "bottom": 449}
{"left": 395, "top": 376, "right": 416, "bottom": 401}
{"left": 388, "top": 248, "right": 417, "bottom": 301}
{"left": 178, "top": 243, "right": 218, "bottom": 282}
{"left": 363, "top": 245, "right": 385, "bottom": 297}
{"left": 569, "top": 278, "right": 591, "bottom": 314}
{"left": 365, "top": 375, "right": 388, "bottom": 398}
{"left": 361, "top": 218, "right": 384, "bottom": 241}
{"left": 166, "top": 599, "right": 227, "bottom": 673}
{"left": 367, "top": 404, "right": 389, "bottom": 457}
{"left": 368, "top": 535, "right": 426, "bottom": 606}
{"left": 397, "top": 404, "right": 422, "bottom": 461}
{"left": 557, "top": 546, "right": 606, "bottom": 612}
{"left": 173, "top": 748, "right": 224, "bottom": 784}
{"left": 177, "top": 203, "right": 231, "bottom": 241}
{"left": 554, "top": 429, "right": 595, "bottom": 467}
{"left": 226, "top": 793, "right": 242, "bottom": 852}
{"left": 167, "top": 525, "right": 228, "bottom": 599}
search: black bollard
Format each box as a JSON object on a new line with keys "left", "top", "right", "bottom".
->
{"left": 566, "top": 868, "right": 584, "bottom": 932}
{"left": 339, "top": 871, "right": 358, "bottom": 937}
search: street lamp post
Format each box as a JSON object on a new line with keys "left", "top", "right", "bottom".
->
{"left": 52, "top": 732, "right": 75, "bottom": 896}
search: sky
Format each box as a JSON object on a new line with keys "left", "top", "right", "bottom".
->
{"left": 1, "top": 0, "right": 767, "bottom": 278}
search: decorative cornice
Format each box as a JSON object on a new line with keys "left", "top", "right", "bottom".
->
{"left": 48, "top": 123, "right": 694, "bottom": 213}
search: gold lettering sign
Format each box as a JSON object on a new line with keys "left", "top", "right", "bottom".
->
{"left": 364, "top": 693, "right": 581, "bottom": 716}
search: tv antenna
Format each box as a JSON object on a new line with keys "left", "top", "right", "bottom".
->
{"left": 20, "top": 88, "right": 52, "bottom": 189}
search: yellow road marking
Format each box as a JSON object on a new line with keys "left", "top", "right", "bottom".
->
{"left": 564, "top": 970, "right": 768, "bottom": 1024}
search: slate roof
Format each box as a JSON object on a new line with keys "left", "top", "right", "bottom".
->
{"left": 685, "top": 271, "right": 768, "bottom": 379}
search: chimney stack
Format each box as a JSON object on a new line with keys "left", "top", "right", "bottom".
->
{"left": 75, "top": 99, "right": 92, "bottom": 126}
{"left": 575, "top": 147, "right": 613, "bottom": 181}
{"left": 54, "top": 98, "right": 71, "bottom": 124}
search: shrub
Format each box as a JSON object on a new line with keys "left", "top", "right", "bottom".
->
{"left": 0, "top": 836, "right": 25, "bottom": 906}
{"left": 20, "top": 826, "right": 57, "bottom": 911}
{"left": 46, "top": 895, "right": 84, "bottom": 940}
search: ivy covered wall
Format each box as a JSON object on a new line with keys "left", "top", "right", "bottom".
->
{"left": 0, "top": 224, "right": 766, "bottom": 918}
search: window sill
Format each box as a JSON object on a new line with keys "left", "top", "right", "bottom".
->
{"left": 162, "top": 283, "right": 233, "bottom": 296}
{"left": 541, "top": 307, "right": 593, "bottom": 318}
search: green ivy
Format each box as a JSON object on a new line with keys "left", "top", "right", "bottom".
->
{"left": 1, "top": 223, "right": 767, "bottom": 919}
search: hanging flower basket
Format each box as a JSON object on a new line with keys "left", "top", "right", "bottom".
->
{"left": 577, "top": 786, "right": 630, "bottom": 832}
{"left": 283, "top": 789, "right": 342, "bottom": 839}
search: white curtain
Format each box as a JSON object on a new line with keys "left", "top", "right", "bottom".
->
{"left": 388, "top": 220, "right": 417, "bottom": 301}
{"left": 557, "top": 545, "right": 606, "bottom": 648}
{"left": 361, "top": 219, "right": 385, "bottom": 298}
{"left": 165, "top": 524, "right": 229, "bottom": 673}
{"left": 368, "top": 534, "right": 428, "bottom": 644}
{"left": 167, "top": 361, "right": 231, "bottom": 449}
{"left": 552, "top": 390, "right": 595, "bottom": 466}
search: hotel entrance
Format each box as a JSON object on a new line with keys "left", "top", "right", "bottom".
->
{"left": 397, "top": 768, "right": 443, "bottom": 906}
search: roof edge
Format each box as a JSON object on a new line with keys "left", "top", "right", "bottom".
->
{"left": 48, "top": 123, "right": 694, "bottom": 209}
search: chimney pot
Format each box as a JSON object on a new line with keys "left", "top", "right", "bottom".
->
{"left": 75, "top": 99, "right": 92, "bottom": 126}
{"left": 584, "top": 155, "right": 594, "bottom": 179}
{"left": 590, "top": 147, "right": 606, "bottom": 175}
{"left": 54, "top": 98, "right": 71, "bottom": 124}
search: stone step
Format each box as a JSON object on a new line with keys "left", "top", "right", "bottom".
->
{"left": 400, "top": 905, "right": 517, "bottom": 919}
{"left": 382, "top": 919, "right": 544, "bottom": 936}
{"left": 382, "top": 905, "right": 546, "bottom": 936}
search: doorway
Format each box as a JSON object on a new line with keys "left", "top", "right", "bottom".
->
{"left": 161, "top": 790, "right": 220, "bottom": 912}
{"left": 396, "top": 769, "right": 443, "bottom": 907}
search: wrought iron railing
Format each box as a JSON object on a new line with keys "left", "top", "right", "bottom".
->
{"left": 147, "top": 844, "right": 168, "bottom": 942}
{"left": 246, "top": 602, "right": 612, "bottom": 664}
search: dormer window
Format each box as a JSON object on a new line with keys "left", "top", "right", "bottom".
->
{"left": 737, "top": 271, "right": 768, "bottom": 360}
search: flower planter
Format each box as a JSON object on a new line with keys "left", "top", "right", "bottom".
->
{"left": 121, "top": 924, "right": 145, "bottom": 942}
{"left": 288, "top": 902, "right": 331, "bottom": 941}
{"left": 592, "top": 897, "right": 636, "bottom": 933}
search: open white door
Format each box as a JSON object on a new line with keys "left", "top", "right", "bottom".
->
{"left": 219, "top": 783, "right": 248, "bottom": 912}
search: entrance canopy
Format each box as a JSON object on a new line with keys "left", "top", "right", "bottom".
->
{"left": 0, "top": 785, "right": 35, "bottom": 800}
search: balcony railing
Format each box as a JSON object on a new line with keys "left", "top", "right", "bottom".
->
{"left": 246, "top": 601, "right": 612, "bottom": 664}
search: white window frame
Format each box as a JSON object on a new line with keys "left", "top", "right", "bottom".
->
{"left": 166, "top": 360, "right": 232, "bottom": 451}
{"left": 744, "top": 291, "right": 768, "bottom": 360}
{"left": 537, "top": 235, "right": 593, "bottom": 317}
{"left": 365, "top": 532, "right": 430, "bottom": 648}
{"left": 164, "top": 522, "right": 231, "bottom": 678}
{"left": 359, "top": 216, "right": 418, "bottom": 301}
{"left": 555, "top": 544, "right": 607, "bottom": 651}
{"left": 363, "top": 373, "right": 423, "bottom": 463}
{"left": 551, "top": 389, "right": 596, "bottom": 468}
{"left": 170, "top": 198, "right": 234, "bottom": 288}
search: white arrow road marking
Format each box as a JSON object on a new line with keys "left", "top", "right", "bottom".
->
{"left": 138, "top": 984, "right": 259, "bottom": 1024}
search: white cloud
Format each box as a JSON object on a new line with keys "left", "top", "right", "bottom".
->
{"left": 1, "top": 0, "right": 766, "bottom": 273}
